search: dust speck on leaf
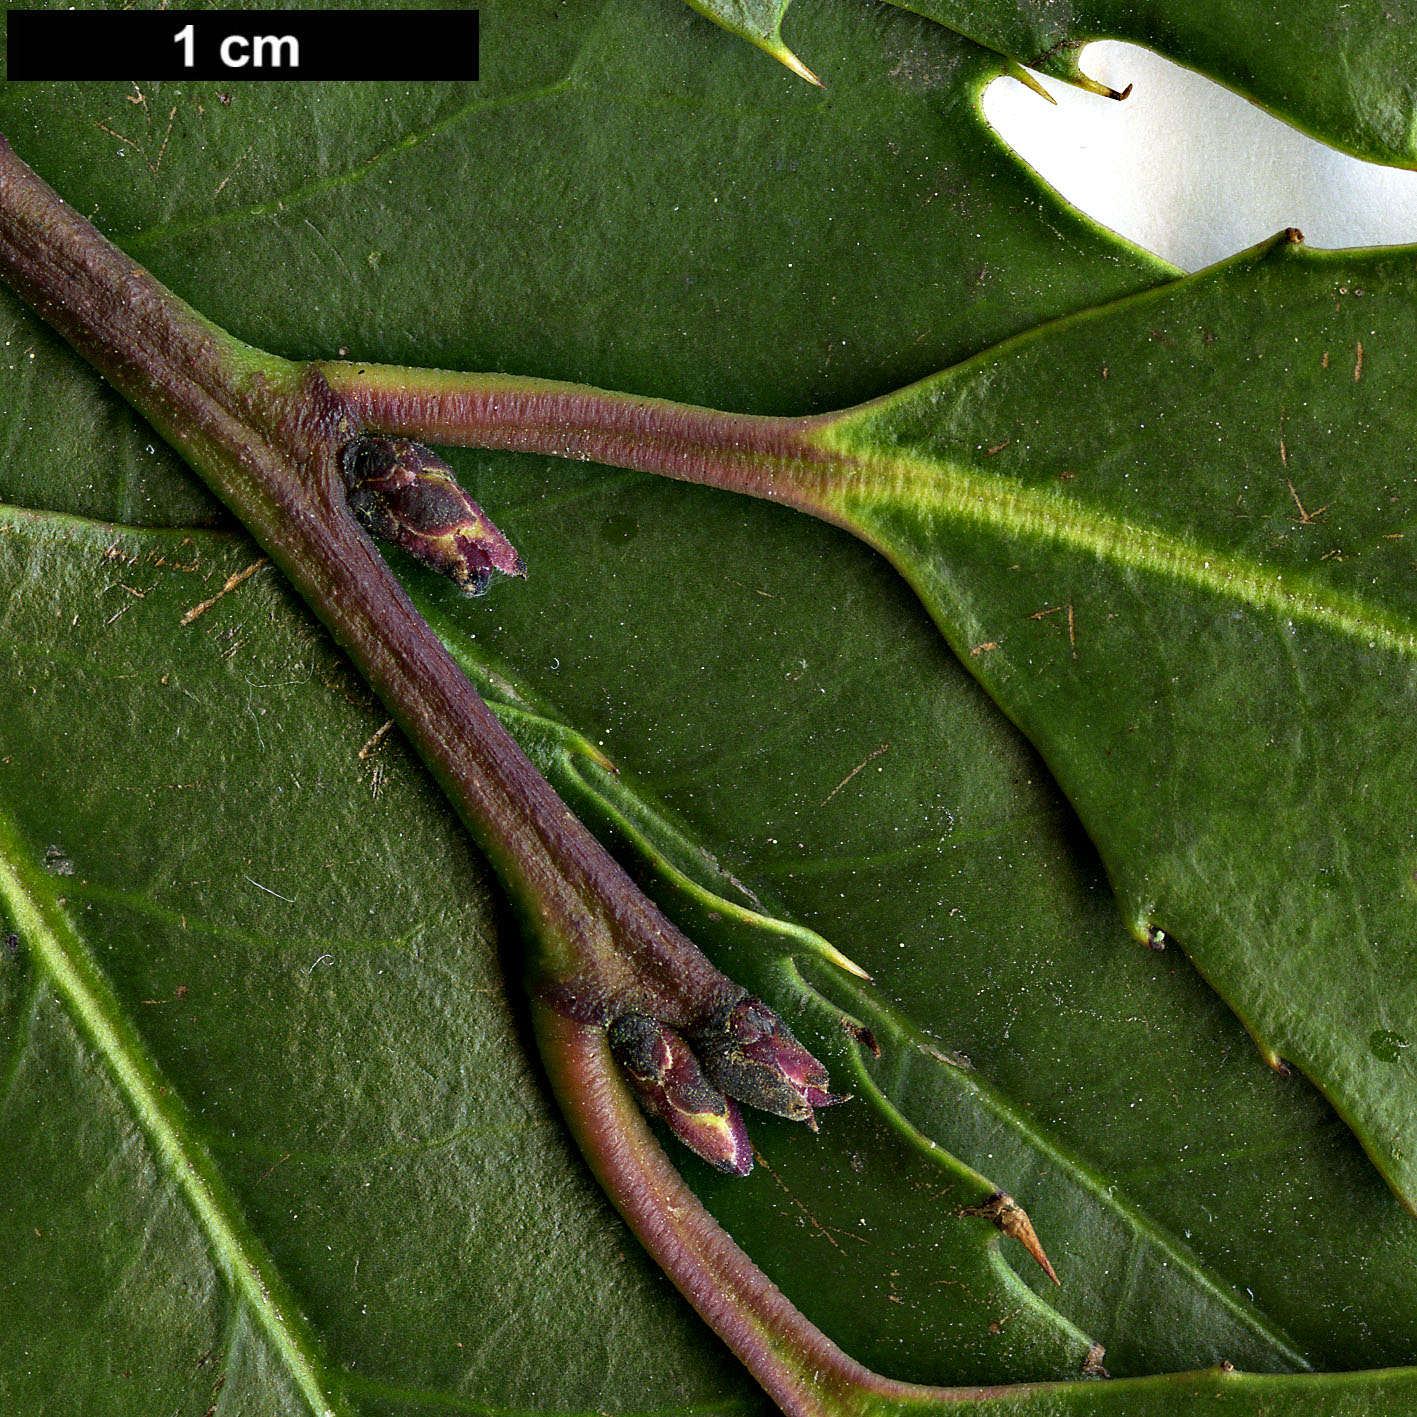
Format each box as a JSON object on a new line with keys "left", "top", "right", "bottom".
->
{"left": 754, "top": 1149, "right": 867, "bottom": 1252}
{"left": 358, "top": 718, "right": 396, "bottom": 760}
{"left": 1287, "top": 479, "right": 1328, "bottom": 525}
{"left": 1370, "top": 1029, "right": 1410, "bottom": 1062}
{"left": 242, "top": 873, "right": 295, "bottom": 904}
{"left": 841, "top": 1017, "right": 881, "bottom": 1057}
{"left": 821, "top": 743, "right": 889, "bottom": 806}
{"left": 41, "top": 844, "right": 74, "bottom": 876}
{"left": 180, "top": 557, "right": 269, "bottom": 626}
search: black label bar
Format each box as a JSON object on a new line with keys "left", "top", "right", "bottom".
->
{"left": 6, "top": 9, "right": 480, "bottom": 81}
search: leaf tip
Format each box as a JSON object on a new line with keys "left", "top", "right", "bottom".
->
{"left": 1073, "top": 68, "right": 1132, "bottom": 102}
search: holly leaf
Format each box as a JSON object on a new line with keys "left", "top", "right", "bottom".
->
{"left": 5, "top": 1, "right": 1417, "bottom": 1414}
{"left": 808, "top": 232, "right": 1417, "bottom": 1203}
{"left": 689, "top": 0, "right": 1417, "bottom": 165}
{"left": 679, "top": 0, "right": 823, "bottom": 84}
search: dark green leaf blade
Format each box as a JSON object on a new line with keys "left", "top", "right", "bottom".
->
{"left": 0, "top": 4, "right": 1176, "bottom": 1402}
{"left": 5, "top": 0, "right": 1417, "bottom": 1409}
{"left": 689, "top": 0, "right": 1417, "bottom": 166}
{"left": 406, "top": 437, "right": 1417, "bottom": 1385}
{"left": 815, "top": 233, "right": 1417, "bottom": 1206}
{"left": 0, "top": 0, "right": 1171, "bottom": 533}
{"left": 0, "top": 507, "right": 768, "bottom": 1416}
{"left": 10, "top": 491, "right": 1417, "bottom": 1412}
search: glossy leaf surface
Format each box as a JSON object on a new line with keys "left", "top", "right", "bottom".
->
{"left": 812, "top": 234, "right": 1417, "bottom": 1206}
{"left": 692, "top": 0, "right": 1417, "bottom": 165}
{"left": 3, "top": 0, "right": 1417, "bottom": 1413}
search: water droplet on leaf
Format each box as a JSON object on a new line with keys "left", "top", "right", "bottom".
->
{"left": 1370, "top": 1029, "right": 1409, "bottom": 1062}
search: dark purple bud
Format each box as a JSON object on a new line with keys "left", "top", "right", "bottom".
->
{"left": 692, "top": 997, "right": 848, "bottom": 1127}
{"left": 609, "top": 1014, "right": 753, "bottom": 1176}
{"left": 343, "top": 435, "right": 525, "bottom": 595}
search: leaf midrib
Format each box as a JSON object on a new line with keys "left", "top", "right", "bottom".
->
{"left": 832, "top": 450, "right": 1417, "bottom": 658}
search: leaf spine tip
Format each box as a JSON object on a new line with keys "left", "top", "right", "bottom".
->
{"left": 1006, "top": 62, "right": 1056, "bottom": 106}
{"left": 962, "top": 1190, "right": 1060, "bottom": 1285}
{"left": 777, "top": 47, "right": 822, "bottom": 88}
{"left": 824, "top": 941, "right": 871, "bottom": 979}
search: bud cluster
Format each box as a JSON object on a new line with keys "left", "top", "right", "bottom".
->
{"left": 610, "top": 1014, "right": 753, "bottom": 1175}
{"left": 343, "top": 434, "right": 525, "bottom": 595}
{"left": 609, "top": 996, "right": 847, "bottom": 1175}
